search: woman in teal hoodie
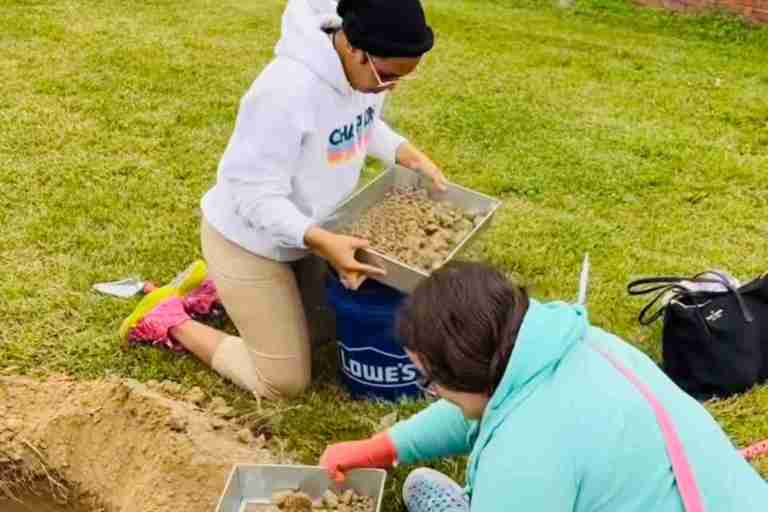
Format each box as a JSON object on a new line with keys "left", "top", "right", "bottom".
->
{"left": 320, "top": 262, "right": 767, "bottom": 511}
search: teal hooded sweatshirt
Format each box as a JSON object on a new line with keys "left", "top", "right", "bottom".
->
{"left": 389, "top": 299, "right": 767, "bottom": 511}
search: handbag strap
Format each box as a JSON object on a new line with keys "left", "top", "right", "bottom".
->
{"left": 692, "top": 271, "right": 754, "bottom": 323}
{"left": 627, "top": 276, "right": 698, "bottom": 296}
{"left": 637, "top": 283, "right": 695, "bottom": 326}
{"left": 627, "top": 274, "right": 753, "bottom": 325}
{"left": 593, "top": 345, "right": 705, "bottom": 512}
{"left": 627, "top": 277, "right": 703, "bottom": 326}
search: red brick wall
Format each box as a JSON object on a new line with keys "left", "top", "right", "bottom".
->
{"left": 634, "top": 0, "right": 768, "bottom": 23}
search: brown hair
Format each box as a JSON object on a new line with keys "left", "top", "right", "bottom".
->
{"left": 396, "top": 261, "right": 529, "bottom": 395}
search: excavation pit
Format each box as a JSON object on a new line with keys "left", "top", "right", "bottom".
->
{"left": 0, "top": 376, "right": 279, "bottom": 512}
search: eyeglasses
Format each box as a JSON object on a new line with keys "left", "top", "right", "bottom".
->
{"left": 417, "top": 375, "right": 439, "bottom": 398}
{"left": 366, "top": 53, "right": 417, "bottom": 88}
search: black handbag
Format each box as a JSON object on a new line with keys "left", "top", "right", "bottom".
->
{"left": 628, "top": 271, "right": 768, "bottom": 401}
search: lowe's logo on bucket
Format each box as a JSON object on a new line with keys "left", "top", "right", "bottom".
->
{"left": 338, "top": 342, "right": 420, "bottom": 388}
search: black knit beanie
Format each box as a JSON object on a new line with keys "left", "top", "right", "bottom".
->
{"left": 337, "top": 0, "right": 434, "bottom": 58}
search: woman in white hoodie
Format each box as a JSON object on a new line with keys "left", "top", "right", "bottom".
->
{"left": 119, "top": 0, "right": 443, "bottom": 400}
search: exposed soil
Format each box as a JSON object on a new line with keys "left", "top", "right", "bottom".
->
{"left": 0, "top": 375, "right": 279, "bottom": 512}
{"left": 2, "top": 487, "right": 85, "bottom": 512}
{"left": 342, "top": 187, "right": 485, "bottom": 272}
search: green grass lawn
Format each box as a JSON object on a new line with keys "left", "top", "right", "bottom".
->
{"left": 2, "top": 0, "right": 768, "bottom": 508}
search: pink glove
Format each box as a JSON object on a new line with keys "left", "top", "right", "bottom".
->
{"left": 319, "top": 432, "right": 398, "bottom": 482}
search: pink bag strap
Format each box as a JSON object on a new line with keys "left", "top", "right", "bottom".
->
{"left": 593, "top": 346, "right": 705, "bottom": 512}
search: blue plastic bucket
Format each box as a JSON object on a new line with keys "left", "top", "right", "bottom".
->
{"left": 326, "top": 275, "right": 423, "bottom": 401}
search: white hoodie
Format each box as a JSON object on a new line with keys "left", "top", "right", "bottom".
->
{"left": 201, "top": 0, "right": 407, "bottom": 262}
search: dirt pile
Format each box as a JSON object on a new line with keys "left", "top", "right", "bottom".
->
{"left": 341, "top": 187, "right": 484, "bottom": 272}
{"left": 0, "top": 376, "right": 279, "bottom": 512}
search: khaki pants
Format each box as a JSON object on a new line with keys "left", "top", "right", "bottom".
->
{"left": 201, "top": 220, "right": 334, "bottom": 399}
